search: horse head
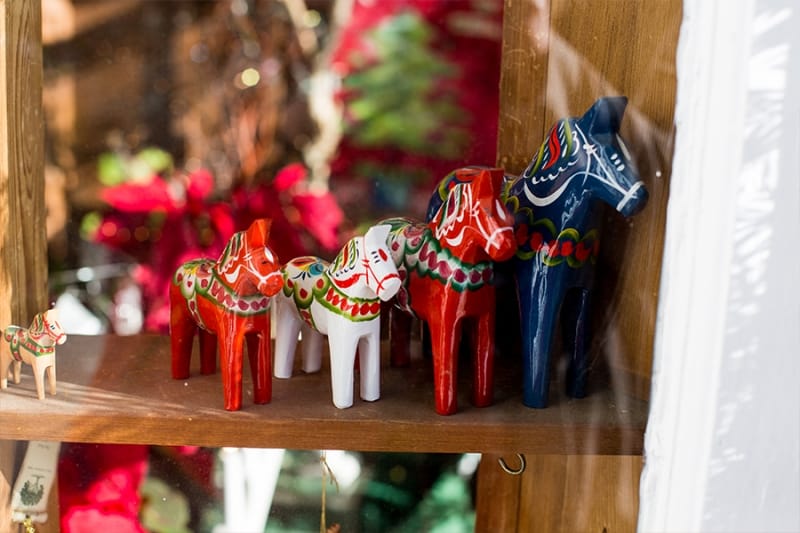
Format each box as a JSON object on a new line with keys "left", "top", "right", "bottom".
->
{"left": 426, "top": 167, "right": 517, "bottom": 263}
{"left": 218, "top": 218, "right": 283, "bottom": 297}
{"left": 573, "top": 97, "right": 648, "bottom": 216}
{"left": 505, "top": 97, "right": 648, "bottom": 220}
{"left": 329, "top": 224, "right": 401, "bottom": 301}
{"left": 40, "top": 309, "right": 67, "bottom": 345}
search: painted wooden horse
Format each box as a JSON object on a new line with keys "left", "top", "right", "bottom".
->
{"left": 170, "top": 218, "right": 283, "bottom": 411}
{"left": 382, "top": 166, "right": 517, "bottom": 415}
{"left": 274, "top": 224, "right": 401, "bottom": 409}
{"left": 1, "top": 309, "right": 67, "bottom": 399}
{"left": 502, "top": 96, "right": 649, "bottom": 408}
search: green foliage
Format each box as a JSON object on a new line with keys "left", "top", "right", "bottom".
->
{"left": 97, "top": 153, "right": 127, "bottom": 186}
{"left": 79, "top": 211, "right": 103, "bottom": 240}
{"left": 390, "top": 472, "right": 475, "bottom": 533}
{"left": 342, "top": 11, "right": 468, "bottom": 159}
{"left": 137, "top": 147, "right": 174, "bottom": 175}
{"left": 140, "top": 477, "right": 192, "bottom": 533}
{"left": 97, "top": 147, "right": 174, "bottom": 185}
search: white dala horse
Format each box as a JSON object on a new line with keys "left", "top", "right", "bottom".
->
{"left": 1, "top": 309, "right": 67, "bottom": 399}
{"left": 274, "top": 225, "right": 402, "bottom": 408}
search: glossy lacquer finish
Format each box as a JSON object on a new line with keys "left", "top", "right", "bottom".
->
{"left": 273, "top": 224, "right": 401, "bottom": 409}
{"left": 0, "top": 309, "right": 67, "bottom": 400}
{"left": 383, "top": 167, "right": 517, "bottom": 416}
{"left": 503, "top": 97, "right": 649, "bottom": 408}
{"left": 169, "top": 218, "right": 283, "bottom": 411}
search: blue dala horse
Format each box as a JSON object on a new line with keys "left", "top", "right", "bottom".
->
{"left": 502, "top": 96, "right": 649, "bottom": 408}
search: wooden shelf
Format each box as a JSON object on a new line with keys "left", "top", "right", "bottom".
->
{"left": 0, "top": 335, "right": 646, "bottom": 455}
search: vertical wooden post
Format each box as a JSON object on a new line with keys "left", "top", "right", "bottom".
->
{"left": 0, "top": 0, "right": 48, "bottom": 319}
{"left": 1, "top": 1, "right": 49, "bottom": 532}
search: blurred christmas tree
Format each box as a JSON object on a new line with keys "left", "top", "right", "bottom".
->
{"left": 328, "top": 0, "right": 503, "bottom": 222}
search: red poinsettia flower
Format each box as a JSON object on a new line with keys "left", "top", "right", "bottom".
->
{"left": 91, "top": 162, "right": 343, "bottom": 333}
{"left": 59, "top": 443, "right": 149, "bottom": 533}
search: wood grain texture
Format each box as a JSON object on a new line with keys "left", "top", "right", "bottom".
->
{"left": 518, "top": 455, "right": 643, "bottom": 532}
{"left": 0, "top": 0, "right": 47, "bottom": 327}
{"left": 497, "top": 0, "right": 551, "bottom": 174}
{"left": 0, "top": 334, "right": 647, "bottom": 454}
{"left": 497, "top": 0, "right": 680, "bottom": 400}
{"left": 1, "top": 2, "right": 47, "bottom": 532}
{"left": 475, "top": 454, "right": 521, "bottom": 533}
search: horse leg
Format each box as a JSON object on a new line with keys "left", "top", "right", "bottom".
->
{"left": 199, "top": 329, "right": 217, "bottom": 375}
{"left": 428, "top": 315, "right": 462, "bottom": 415}
{"left": 12, "top": 360, "right": 21, "bottom": 384}
{"left": 518, "top": 265, "right": 561, "bottom": 408}
{"left": 0, "top": 348, "right": 9, "bottom": 389}
{"left": 389, "top": 306, "right": 413, "bottom": 367}
{"left": 47, "top": 363, "right": 56, "bottom": 396}
{"left": 357, "top": 322, "right": 381, "bottom": 402}
{"left": 563, "top": 288, "right": 590, "bottom": 398}
{"left": 246, "top": 329, "right": 271, "bottom": 405}
{"left": 327, "top": 326, "right": 359, "bottom": 409}
{"left": 32, "top": 359, "right": 46, "bottom": 400}
{"left": 169, "top": 286, "right": 196, "bottom": 379}
{"left": 301, "top": 324, "right": 323, "bottom": 374}
{"left": 273, "top": 298, "right": 301, "bottom": 379}
{"left": 471, "top": 303, "right": 496, "bottom": 408}
{"left": 218, "top": 325, "right": 245, "bottom": 411}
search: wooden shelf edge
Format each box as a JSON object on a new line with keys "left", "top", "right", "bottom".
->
{"left": 0, "top": 335, "right": 646, "bottom": 455}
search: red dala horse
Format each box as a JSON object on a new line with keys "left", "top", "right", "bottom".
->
{"left": 170, "top": 218, "right": 283, "bottom": 411}
{"left": 381, "top": 167, "right": 517, "bottom": 415}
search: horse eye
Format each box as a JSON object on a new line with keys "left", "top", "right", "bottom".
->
{"left": 379, "top": 249, "right": 388, "bottom": 261}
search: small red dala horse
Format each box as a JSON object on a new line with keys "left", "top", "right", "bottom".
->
{"left": 170, "top": 218, "right": 283, "bottom": 411}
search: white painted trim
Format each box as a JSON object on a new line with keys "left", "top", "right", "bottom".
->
{"left": 639, "top": 0, "right": 800, "bottom": 531}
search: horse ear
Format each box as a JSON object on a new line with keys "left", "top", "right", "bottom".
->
{"left": 578, "top": 96, "right": 628, "bottom": 134}
{"left": 365, "top": 224, "right": 391, "bottom": 246}
{"left": 246, "top": 218, "right": 272, "bottom": 247}
{"left": 475, "top": 167, "right": 505, "bottom": 196}
{"left": 487, "top": 167, "right": 505, "bottom": 193}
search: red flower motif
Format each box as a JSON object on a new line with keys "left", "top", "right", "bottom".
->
{"left": 515, "top": 225, "right": 529, "bottom": 247}
{"left": 575, "top": 242, "right": 591, "bottom": 262}
{"left": 529, "top": 232, "right": 544, "bottom": 251}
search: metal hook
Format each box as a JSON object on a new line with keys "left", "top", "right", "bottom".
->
{"left": 498, "top": 453, "right": 526, "bottom": 475}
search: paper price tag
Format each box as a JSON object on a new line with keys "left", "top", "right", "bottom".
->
{"left": 10, "top": 441, "right": 61, "bottom": 524}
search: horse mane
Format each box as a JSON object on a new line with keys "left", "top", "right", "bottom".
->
{"left": 522, "top": 118, "right": 580, "bottom": 180}
{"left": 425, "top": 166, "right": 500, "bottom": 223}
{"left": 217, "top": 230, "right": 244, "bottom": 272}
{"left": 329, "top": 236, "right": 360, "bottom": 274}
{"left": 28, "top": 312, "right": 46, "bottom": 337}
{"left": 217, "top": 219, "right": 273, "bottom": 273}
